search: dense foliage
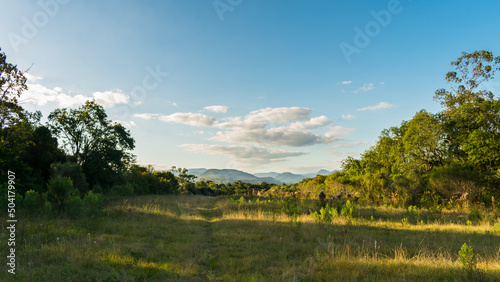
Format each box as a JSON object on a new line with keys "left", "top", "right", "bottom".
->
{"left": 1, "top": 47, "right": 499, "bottom": 218}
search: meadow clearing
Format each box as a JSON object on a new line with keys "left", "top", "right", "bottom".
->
{"left": 2, "top": 194, "right": 500, "bottom": 281}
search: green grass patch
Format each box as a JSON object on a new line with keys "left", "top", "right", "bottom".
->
{"left": 2, "top": 195, "right": 500, "bottom": 281}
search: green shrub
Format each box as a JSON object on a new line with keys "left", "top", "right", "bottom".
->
{"left": 52, "top": 162, "right": 89, "bottom": 196}
{"left": 91, "top": 184, "right": 103, "bottom": 194}
{"left": 47, "top": 175, "right": 74, "bottom": 212}
{"left": 458, "top": 243, "right": 477, "bottom": 278}
{"left": 311, "top": 204, "right": 339, "bottom": 223}
{"left": 23, "top": 190, "right": 43, "bottom": 214}
{"left": 341, "top": 200, "right": 355, "bottom": 218}
{"left": 66, "top": 191, "right": 84, "bottom": 218}
{"left": 84, "top": 191, "right": 103, "bottom": 217}
{"left": 111, "top": 183, "right": 134, "bottom": 196}
{"left": 420, "top": 191, "right": 442, "bottom": 211}
{"left": 43, "top": 201, "right": 53, "bottom": 218}
{"left": 467, "top": 206, "right": 482, "bottom": 223}
{"left": 281, "top": 197, "right": 303, "bottom": 219}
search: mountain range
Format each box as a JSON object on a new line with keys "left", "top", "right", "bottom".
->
{"left": 187, "top": 168, "right": 334, "bottom": 185}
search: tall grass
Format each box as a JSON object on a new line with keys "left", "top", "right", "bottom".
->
{"left": 1, "top": 195, "right": 499, "bottom": 281}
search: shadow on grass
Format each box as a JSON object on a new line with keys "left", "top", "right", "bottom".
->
{"left": 10, "top": 195, "right": 500, "bottom": 281}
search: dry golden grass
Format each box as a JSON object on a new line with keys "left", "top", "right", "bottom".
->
{"left": 1, "top": 195, "right": 500, "bottom": 281}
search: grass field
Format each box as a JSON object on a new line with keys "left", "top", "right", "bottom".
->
{"left": 2, "top": 195, "right": 500, "bottom": 281}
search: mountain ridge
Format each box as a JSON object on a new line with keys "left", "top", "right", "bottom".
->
{"left": 188, "top": 168, "right": 334, "bottom": 184}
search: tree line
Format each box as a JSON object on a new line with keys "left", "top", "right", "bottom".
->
{"left": 1, "top": 48, "right": 499, "bottom": 216}
{"left": 298, "top": 50, "right": 500, "bottom": 210}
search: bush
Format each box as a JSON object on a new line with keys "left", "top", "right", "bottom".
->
{"left": 111, "top": 183, "right": 134, "bottom": 196}
{"left": 311, "top": 204, "right": 338, "bottom": 223}
{"left": 83, "top": 191, "right": 103, "bottom": 217}
{"left": 281, "top": 197, "right": 303, "bottom": 219}
{"left": 66, "top": 191, "right": 84, "bottom": 218}
{"left": 47, "top": 175, "right": 74, "bottom": 212}
{"left": 458, "top": 243, "right": 477, "bottom": 278}
{"left": 23, "top": 190, "right": 43, "bottom": 214}
{"left": 341, "top": 200, "right": 355, "bottom": 218}
{"left": 52, "top": 162, "right": 89, "bottom": 196}
{"left": 91, "top": 184, "right": 103, "bottom": 194}
{"left": 43, "top": 201, "right": 53, "bottom": 218}
{"left": 467, "top": 206, "right": 482, "bottom": 223}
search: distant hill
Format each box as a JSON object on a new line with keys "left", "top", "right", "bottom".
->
{"left": 198, "top": 169, "right": 280, "bottom": 184}
{"left": 188, "top": 168, "right": 208, "bottom": 177}
{"left": 274, "top": 172, "right": 306, "bottom": 184}
{"left": 187, "top": 168, "right": 335, "bottom": 185}
{"left": 253, "top": 172, "right": 280, "bottom": 178}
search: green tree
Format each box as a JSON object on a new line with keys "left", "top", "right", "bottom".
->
{"left": 48, "top": 100, "right": 135, "bottom": 188}
{"left": 0, "top": 47, "right": 28, "bottom": 130}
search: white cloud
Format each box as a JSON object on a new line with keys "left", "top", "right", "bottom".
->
{"left": 353, "top": 83, "right": 375, "bottom": 93}
{"left": 289, "top": 116, "right": 332, "bottom": 129}
{"left": 180, "top": 144, "right": 307, "bottom": 164}
{"left": 24, "top": 73, "right": 43, "bottom": 82}
{"left": 337, "top": 80, "right": 352, "bottom": 85}
{"left": 114, "top": 120, "right": 136, "bottom": 128}
{"left": 23, "top": 76, "right": 129, "bottom": 108}
{"left": 341, "top": 114, "right": 356, "bottom": 120}
{"left": 246, "top": 107, "right": 312, "bottom": 123}
{"left": 204, "top": 105, "right": 228, "bottom": 113}
{"left": 93, "top": 90, "right": 129, "bottom": 108}
{"left": 135, "top": 106, "right": 341, "bottom": 147}
{"left": 212, "top": 126, "right": 340, "bottom": 147}
{"left": 357, "top": 102, "right": 396, "bottom": 111}
{"left": 158, "top": 112, "right": 216, "bottom": 127}
{"left": 133, "top": 113, "right": 161, "bottom": 120}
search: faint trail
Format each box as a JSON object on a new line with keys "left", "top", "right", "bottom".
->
{"left": 197, "top": 197, "right": 221, "bottom": 280}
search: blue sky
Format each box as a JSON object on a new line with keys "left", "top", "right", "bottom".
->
{"left": 1, "top": 0, "right": 499, "bottom": 173}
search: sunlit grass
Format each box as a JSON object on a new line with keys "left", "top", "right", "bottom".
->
{"left": 1, "top": 194, "right": 500, "bottom": 281}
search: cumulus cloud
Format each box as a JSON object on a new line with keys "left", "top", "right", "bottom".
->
{"left": 133, "top": 113, "right": 161, "bottom": 120}
{"left": 135, "top": 106, "right": 343, "bottom": 147}
{"left": 289, "top": 116, "right": 332, "bottom": 129}
{"left": 22, "top": 76, "right": 129, "bottom": 108}
{"left": 93, "top": 91, "right": 129, "bottom": 108}
{"left": 204, "top": 105, "right": 228, "bottom": 113}
{"left": 158, "top": 112, "right": 216, "bottom": 127}
{"left": 180, "top": 144, "right": 307, "bottom": 164}
{"left": 212, "top": 126, "right": 339, "bottom": 147}
{"left": 114, "top": 120, "right": 136, "bottom": 128}
{"left": 357, "top": 102, "right": 396, "bottom": 111}
{"left": 341, "top": 114, "right": 356, "bottom": 120}
{"left": 353, "top": 83, "right": 375, "bottom": 93}
{"left": 246, "top": 107, "right": 312, "bottom": 123}
{"left": 24, "top": 73, "right": 43, "bottom": 82}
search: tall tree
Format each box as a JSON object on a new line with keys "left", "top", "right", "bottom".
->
{"left": 48, "top": 100, "right": 135, "bottom": 187}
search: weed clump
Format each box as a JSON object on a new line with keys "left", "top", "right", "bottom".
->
{"left": 310, "top": 204, "right": 338, "bottom": 223}
{"left": 458, "top": 243, "right": 478, "bottom": 279}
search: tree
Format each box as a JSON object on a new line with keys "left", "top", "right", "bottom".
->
{"left": 48, "top": 100, "right": 135, "bottom": 187}
{"left": 434, "top": 51, "right": 500, "bottom": 193}
{"left": 0, "top": 47, "right": 28, "bottom": 130}
{"left": 402, "top": 110, "right": 446, "bottom": 171}
{"left": 434, "top": 51, "right": 500, "bottom": 158}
